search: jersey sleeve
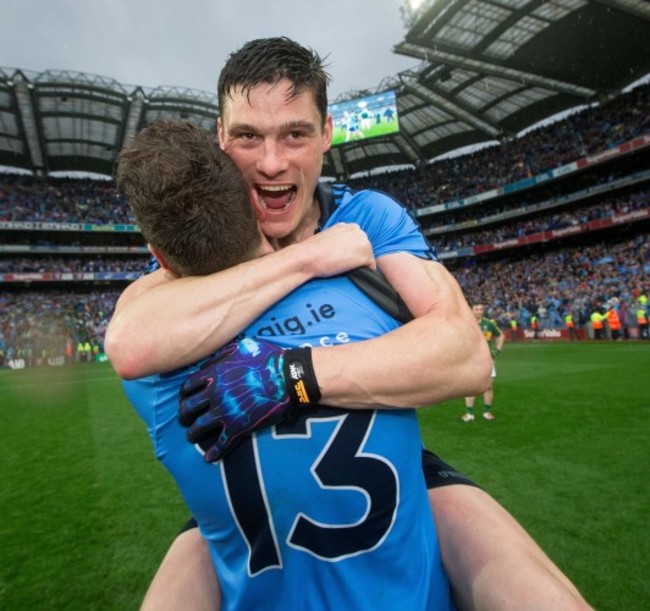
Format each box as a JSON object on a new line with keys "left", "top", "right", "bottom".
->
{"left": 334, "top": 189, "right": 439, "bottom": 261}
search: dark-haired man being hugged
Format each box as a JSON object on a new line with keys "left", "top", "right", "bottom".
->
{"left": 108, "top": 37, "right": 591, "bottom": 611}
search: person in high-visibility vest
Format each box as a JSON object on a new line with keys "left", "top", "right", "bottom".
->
{"left": 530, "top": 313, "right": 539, "bottom": 340}
{"left": 590, "top": 309, "right": 605, "bottom": 340}
{"left": 564, "top": 312, "right": 577, "bottom": 341}
{"left": 637, "top": 307, "right": 649, "bottom": 340}
{"left": 65, "top": 339, "right": 74, "bottom": 364}
{"left": 509, "top": 318, "right": 518, "bottom": 341}
{"left": 606, "top": 307, "right": 622, "bottom": 340}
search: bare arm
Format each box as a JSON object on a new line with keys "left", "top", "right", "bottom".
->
{"left": 105, "top": 224, "right": 375, "bottom": 379}
{"left": 312, "top": 253, "right": 493, "bottom": 408}
{"left": 110, "top": 244, "right": 490, "bottom": 406}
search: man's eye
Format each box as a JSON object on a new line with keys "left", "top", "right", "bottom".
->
{"left": 231, "top": 132, "right": 256, "bottom": 141}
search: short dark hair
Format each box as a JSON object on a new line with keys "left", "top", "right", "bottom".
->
{"left": 218, "top": 37, "right": 330, "bottom": 126}
{"left": 116, "top": 120, "right": 261, "bottom": 276}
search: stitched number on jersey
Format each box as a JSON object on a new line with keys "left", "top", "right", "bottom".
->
{"left": 221, "top": 435, "right": 282, "bottom": 575}
{"left": 285, "top": 410, "right": 398, "bottom": 559}
{"left": 222, "top": 409, "right": 398, "bottom": 575}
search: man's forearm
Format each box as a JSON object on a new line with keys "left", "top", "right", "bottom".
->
{"left": 167, "top": 254, "right": 491, "bottom": 459}
{"left": 312, "top": 310, "right": 491, "bottom": 409}
{"left": 106, "top": 248, "right": 317, "bottom": 379}
{"left": 106, "top": 224, "right": 375, "bottom": 379}
{"left": 312, "top": 255, "right": 492, "bottom": 409}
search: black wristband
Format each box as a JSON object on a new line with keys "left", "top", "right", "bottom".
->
{"left": 283, "top": 347, "right": 321, "bottom": 406}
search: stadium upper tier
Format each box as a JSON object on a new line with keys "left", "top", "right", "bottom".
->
{"left": 2, "top": 81, "right": 648, "bottom": 228}
{"left": 1, "top": 0, "right": 649, "bottom": 178}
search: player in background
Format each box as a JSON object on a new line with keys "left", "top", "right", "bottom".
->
{"left": 462, "top": 304, "right": 505, "bottom": 422}
{"left": 106, "top": 37, "right": 592, "bottom": 611}
{"left": 345, "top": 110, "right": 364, "bottom": 142}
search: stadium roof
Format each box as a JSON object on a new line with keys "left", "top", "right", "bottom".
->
{"left": 0, "top": 69, "right": 220, "bottom": 178}
{"left": 1, "top": 0, "right": 649, "bottom": 179}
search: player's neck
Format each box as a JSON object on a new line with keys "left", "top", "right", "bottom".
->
{"left": 276, "top": 198, "right": 321, "bottom": 248}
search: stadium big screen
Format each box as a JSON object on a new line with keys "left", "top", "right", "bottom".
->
{"left": 329, "top": 90, "right": 399, "bottom": 147}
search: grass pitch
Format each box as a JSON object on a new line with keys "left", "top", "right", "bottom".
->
{"left": 419, "top": 341, "right": 649, "bottom": 609}
{"left": 0, "top": 341, "right": 648, "bottom": 609}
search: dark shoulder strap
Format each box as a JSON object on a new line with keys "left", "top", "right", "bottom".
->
{"left": 316, "top": 182, "right": 413, "bottom": 324}
{"left": 348, "top": 267, "right": 414, "bottom": 324}
{"left": 315, "top": 182, "right": 335, "bottom": 227}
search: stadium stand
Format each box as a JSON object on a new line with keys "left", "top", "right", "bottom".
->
{"left": 1, "top": 0, "right": 649, "bottom": 368}
{"left": 0, "top": 174, "right": 148, "bottom": 367}
{"left": 1, "top": 79, "right": 648, "bottom": 367}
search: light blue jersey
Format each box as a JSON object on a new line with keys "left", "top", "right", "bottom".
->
{"left": 125, "top": 186, "right": 453, "bottom": 610}
{"left": 319, "top": 183, "right": 438, "bottom": 262}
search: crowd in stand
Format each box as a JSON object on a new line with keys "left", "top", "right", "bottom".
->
{"left": 1, "top": 229, "right": 647, "bottom": 367}
{"left": 349, "top": 83, "right": 650, "bottom": 209}
{"left": 1, "top": 83, "right": 649, "bottom": 366}
{"left": 1, "top": 84, "right": 648, "bottom": 225}
{"left": 0, "top": 288, "right": 119, "bottom": 366}
{"left": 434, "top": 188, "right": 649, "bottom": 251}
{"left": 417, "top": 160, "right": 647, "bottom": 229}
{"left": 451, "top": 232, "right": 649, "bottom": 333}
{"left": 0, "top": 256, "right": 149, "bottom": 274}
{"left": 0, "top": 175, "right": 134, "bottom": 225}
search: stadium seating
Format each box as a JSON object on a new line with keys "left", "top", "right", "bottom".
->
{"left": 1, "top": 83, "right": 648, "bottom": 367}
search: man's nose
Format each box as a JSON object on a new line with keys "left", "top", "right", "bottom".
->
{"left": 256, "top": 141, "right": 289, "bottom": 177}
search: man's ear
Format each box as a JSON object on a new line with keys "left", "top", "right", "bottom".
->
{"left": 147, "top": 244, "right": 170, "bottom": 271}
{"left": 322, "top": 114, "right": 333, "bottom": 153}
{"left": 217, "top": 117, "right": 225, "bottom": 149}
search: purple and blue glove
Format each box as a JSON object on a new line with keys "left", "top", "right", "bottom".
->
{"left": 178, "top": 336, "right": 321, "bottom": 462}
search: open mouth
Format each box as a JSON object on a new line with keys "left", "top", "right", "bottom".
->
{"left": 256, "top": 184, "right": 297, "bottom": 213}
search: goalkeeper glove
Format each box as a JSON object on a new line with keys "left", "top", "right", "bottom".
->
{"left": 178, "top": 336, "right": 321, "bottom": 462}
